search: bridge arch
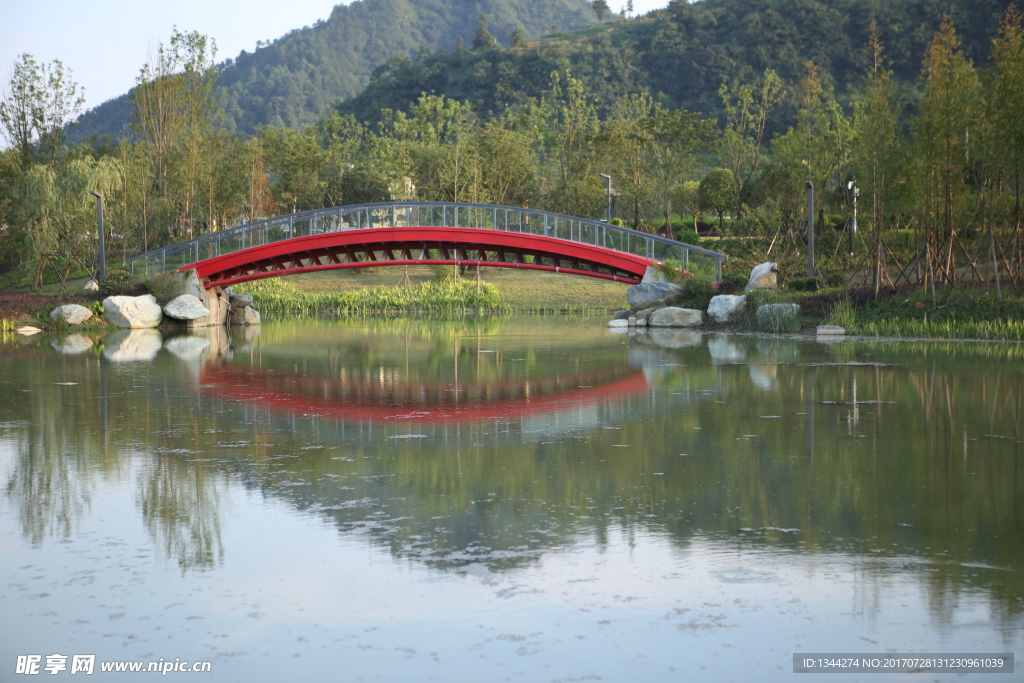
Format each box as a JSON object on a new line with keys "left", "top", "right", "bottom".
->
{"left": 125, "top": 202, "right": 727, "bottom": 286}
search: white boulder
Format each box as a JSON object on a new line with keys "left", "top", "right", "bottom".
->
{"left": 707, "top": 295, "right": 747, "bottom": 323}
{"left": 163, "top": 294, "right": 211, "bottom": 321}
{"left": 103, "top": 294, "right": 163, "bottom": 329}
{"left": 648, "top": 307, "right": 703, "bottom": 327}
{"left": 607, "top": 318, "right": 629, "bottom": 328}
{"left": 50, "top": 304, "right": 93, "bottom": 326}
{"left": 746, "top": 262, "right": 778, "bottom": 292}
{"left": 83, "top": 279, "right": 100, "bottom": 291}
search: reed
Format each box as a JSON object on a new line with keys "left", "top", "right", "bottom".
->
{"left": 856, "top": 317, "right": 1024, "bottom": 341}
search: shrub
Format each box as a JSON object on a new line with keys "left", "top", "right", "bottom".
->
{"left": 788, "top": 277, "right": 819, "bottom": 292}
{"left": 99, "top": 269, "right": 135, "bottom": 296}
{"left": 142, "top": 271, "right": 186, "bottom": 303}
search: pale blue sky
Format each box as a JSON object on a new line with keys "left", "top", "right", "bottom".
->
{"left": 1, "top": 0, "right": 671, "bottom": 112}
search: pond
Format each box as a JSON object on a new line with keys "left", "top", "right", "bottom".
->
{"left": 1, "top": 318, "right": 1021, "bottom": 681}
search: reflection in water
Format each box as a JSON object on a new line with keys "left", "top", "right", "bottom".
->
{"left": 1, "top": 318, "right": 1022, "bottom": 679}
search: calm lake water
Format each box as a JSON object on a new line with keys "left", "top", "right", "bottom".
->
{"left": 1, "top": 317, "right": 1021, "bottom": 682}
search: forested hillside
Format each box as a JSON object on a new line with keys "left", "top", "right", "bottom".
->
{"left": 340, "top": 0, "right": 1016, "bottom": 131}
{"left": 69, "top": 0, "right": 598, "bottom": 141}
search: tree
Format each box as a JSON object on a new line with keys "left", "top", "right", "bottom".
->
{"left": 510, "top": 27, "right": 527, "bottom": 48}
{"left": 698, "top": 168, "right": 735, "bottom": 232}
{"left": 472, "top": 14, "right": 496, "bottom": 50}
{"left": 0, "top": 54, "right": 84, "bottom": 170}
{"left": 913, "top": 19, "right": 980, "bottom": 247}
{"left": 647, "top": 107, "right": 717, "bottom": 236}
{"left": 991, "top": 6, "right": 1024, "bottom": 236}
{"left": 718, "top": 69, "right": 783, "bottom": 220}
{"left": 475, "top": 122, "right": 537, "bottom": 206}
{"left": 602, "top": 93, "right": 656, "bottom": 229}
{"left": 592, "top": 0, "right": 610, "bottom": 22}
{"left": 130, "top": 28, "right": 222, "bottom": 240}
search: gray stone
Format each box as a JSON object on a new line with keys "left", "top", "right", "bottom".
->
{"left": 746, "top": 262, "right": 779, "bottom": 292}
{"left": 626, "top": 282, "right": 686, "bottom": 310}
{"left": 229, "top": 294, "right": 254, "bottom": 309}
{"left": 607, "top": 318, "right": 629, "bottom": 328}
{"left": 648, "top": 307, "right": 703, "bottom": 327}
{"left": 706, "top": 295, "right": 747, "bottom": 323}
{"left": 163, "top": 294, "right": 211, "bottom": 321}
{"left": 634, "top": 307, "right": 657, "bottom": 322}
{"left": 816, "top": 325, "right": 847, "bottom": 335}
{"left": 51, "top": 334, "right": 93, "bottom": 354}
{"left": 755, "top": 303, "right": 801, "bottom": 331}
{"left": 50, "top": 304, "right": 93, "bottom": 326}
{"left": 229, "top": 307, "right": 261, "bottom": 326}
{"left": 612, "top": 310, "right": 632, "bottom": 320}
{"left": 641, "top": 265, "right": 666, "bottom": 283}
{"left": 103, "top": 329, "right": 162, "bottom": 362}
{"left": 186, "top": 286, "right": 231, "bottom": 329}
{"left": 103, "top": 294, "right": 163, "bottom": 329}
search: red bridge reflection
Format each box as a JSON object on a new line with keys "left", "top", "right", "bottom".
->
{"left": 199, "top": 365, "right": 649, "bottom": 424}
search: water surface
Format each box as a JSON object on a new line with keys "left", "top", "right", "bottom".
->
{"left": 1, "top": 318, "right": 1021, "bottom": 681}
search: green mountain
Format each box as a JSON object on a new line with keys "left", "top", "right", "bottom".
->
{"left": 338, "top": 0, "right": 1016, "bottom": 132}
{"left": 69, "top": 0, "right": 598, "bottom": 142}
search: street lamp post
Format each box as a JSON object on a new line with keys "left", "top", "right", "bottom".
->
{"left": 89, "top": 191, "right": 106, "bottom": 280}
{"left": 847, "top": 181, "right": 859, "bottom": 256}
{"left": 599, "top": 173, "right": 612, "bottom": 223}
{"left": 805, "top": 181, "right": 814, "bottom": 279}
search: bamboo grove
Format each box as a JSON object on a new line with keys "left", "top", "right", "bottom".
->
{"left": 2, "top": 9, "right": 1024, "bottom": 293}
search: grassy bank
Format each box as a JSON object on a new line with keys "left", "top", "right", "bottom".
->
{"left": 284, "top": 266, "right": 627, "bottom": 313}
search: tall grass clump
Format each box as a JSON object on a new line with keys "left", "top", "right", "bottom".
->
{"left": 826, "top": 295, "right": 856, "bottom": 329}
{"left": 234, "top": 276, "right": 502, "bottom": 317}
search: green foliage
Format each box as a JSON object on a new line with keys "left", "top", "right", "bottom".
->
{"left": 787, "top": 277, "right": 818, "bottom": 292}
{"left": 233, "top": 275, "right": 502, "bottom": 315}
{"left": 826, "top": 295, "right": 856, "bottom": 329}
{"left": 99, "top": 269, "right": 135, "bottom": 296}
{"left": 142, "top": 271, "right": 186, "bottom": 304}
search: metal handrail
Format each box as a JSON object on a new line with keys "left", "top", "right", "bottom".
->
{"left": 126, "top": 202, "right": 727, "bottom": 281}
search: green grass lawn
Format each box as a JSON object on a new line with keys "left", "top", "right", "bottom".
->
{"left": 286, "top": 266, "right": 629, "bottom": 312}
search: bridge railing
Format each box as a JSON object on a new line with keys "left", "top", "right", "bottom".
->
{"left": 126, "top": 202, "right": 726, "bottom": 281}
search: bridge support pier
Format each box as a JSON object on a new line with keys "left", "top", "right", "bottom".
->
{"left": 178, "top": 269, "right": 232, "bottom": 329}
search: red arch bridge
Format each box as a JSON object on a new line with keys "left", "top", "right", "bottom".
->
{"left": 126, "top": 202, "right": 727, "bottom": 288}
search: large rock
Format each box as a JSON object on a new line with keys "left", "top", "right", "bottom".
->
{"left": 103, "top": 294, "right": 163, "bottom": 329}
{"left": 648, "top": 307, "right": 703, "bottom": 327}
{"left": 103, "top": 329, "right": 163, "bottom": 362}
{"left": 626, "top": 282, "right": 686, "bottom": 310}
{"left": 707, "top": 295, "right": 747, "bottom": 323}
{"left": 746, "top": 262, "right": 779, "bottom": 292}
{"left": 755, "top": 303, "right": 801, "bottom": 331}
{"left": 163, "top": 294, "right": 211, "bottom": 321}
{"left": 83, "top": 279, "right": 99, "bottom": 291}
{"left": 229, "top": 307, "right": 261, "bottom": 326}
{"left": 229, "top": 294, "right": 254, "bottom": 309}
{"left": 607, "top": 318, "right": 629, "bottom": 328}
{"left": 50, "top": 304, "right": 93, "bottom": 326}
{"left": 187, "top": 285, "right": 231, "bottom": 329}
